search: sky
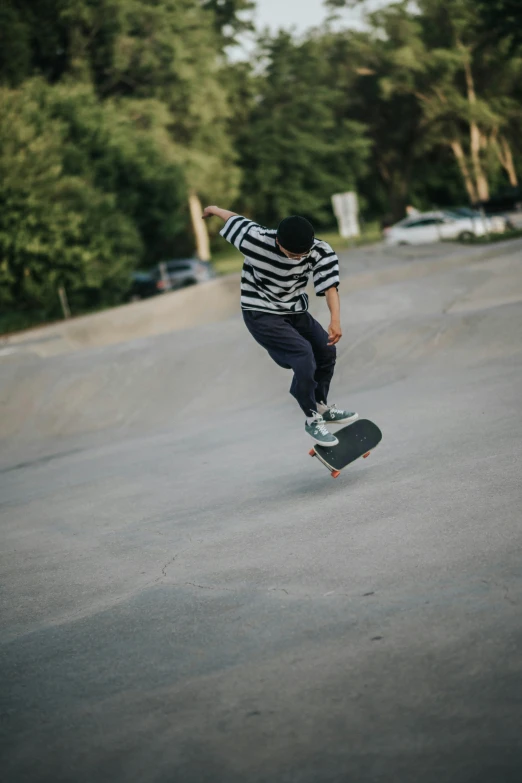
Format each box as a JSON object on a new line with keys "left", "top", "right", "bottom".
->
{"left": 252, "top": 0, "right": 363, "bottom": 35}
{"left": 231, "top": 0, "right": 389, "bottom": 58}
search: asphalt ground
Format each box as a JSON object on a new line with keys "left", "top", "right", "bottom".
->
{"left": 1, "top": 239, "right": 522, "bottom": 782}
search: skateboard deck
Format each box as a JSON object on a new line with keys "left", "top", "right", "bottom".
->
{"left": 309, "top": 419, "right": 382, "bottom": 478}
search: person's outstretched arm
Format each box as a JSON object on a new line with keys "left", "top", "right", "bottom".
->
{"left": 325, "top": 287, "right": 342, "bottom": 346}
{"left": 205, "top": 208, "right": 264, "bottom": 258}
{"left": 202, "top": 205, "right": 238, "bottom": 222}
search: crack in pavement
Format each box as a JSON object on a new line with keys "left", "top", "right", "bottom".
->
{"left": 481, "top": 578, "right": 518, "bottom": 605}
{"left": 157, "top": 539, "right": 195, "bottom": 581}
{"left": 183, "top": 581, "right": 237, "bottom": 592}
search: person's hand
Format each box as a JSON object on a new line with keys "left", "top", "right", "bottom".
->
{"left": 328, "top": 320, "right": 342, "bottom": 346}
{"left": 202, "top": 205, "right": 216, "bottom": 219}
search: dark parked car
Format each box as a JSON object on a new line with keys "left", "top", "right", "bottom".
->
{"left": 161, "top": 258, "right": 216, "bottom": 290}
{"left": 128, "top": 271, "right": 167, "bottom": 301}
{"left": 128, "top": 259, "right": 216, "bottom": 302}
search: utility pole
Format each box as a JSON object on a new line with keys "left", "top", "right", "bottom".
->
{"left": 58, "top": 286, "right": 71, "bottom": 319}
{"left": 188, "top": 191, "right": 211, "bottom": 261}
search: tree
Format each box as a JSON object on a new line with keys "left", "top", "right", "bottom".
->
{"left": 0, "top": 0, "right": 241, "bottom": 240}
{"left": 414, "top": 0, "right": 521, "bottom": 198}
{"left": 0, "top": 4, "right": 32, "bottom": 87}
{"left": 201, "top": 0, "right": 255, "bottom": 47}
{"left": 326, "top": 0, "right": 522, "bottom": 208}
{"left": 475, "top": 0, "right": 522, "bottom": 55}
{"left": 56, "top": 0, "right": 241, "bottom": 205}
{"left": 0, "top": 1, "right": 72, "bottom": 86}
{"left": 0, "top": 77, "right": 196, "bottom": 318}
{"left": 42, "top": 84, "right": 190, "bottom": 264}
{"left": 230, "top": 32, "right": 370, "bottom": 227}
{"left": 317, "top": 22, "right": 433, "bottom": 221}
{"left": 354, "top": 0, "right": 521, "bottom": 203}
{"left": 0, "top": 81, "right": 142, "bottom": 316}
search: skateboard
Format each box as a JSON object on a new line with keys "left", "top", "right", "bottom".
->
{"left": 309, "top": 419, "right": 382, "bottom": 478}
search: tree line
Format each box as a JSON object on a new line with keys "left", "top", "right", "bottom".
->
{"left": 0, "top": 0, "right": 521, "bottom": 328}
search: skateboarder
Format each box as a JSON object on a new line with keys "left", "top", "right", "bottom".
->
{"left": 202, "top": 206, "right": 359, "bottom": 446}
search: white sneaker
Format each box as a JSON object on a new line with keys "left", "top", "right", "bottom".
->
{"left": 305, "top": 413, "right": 339, "bottom": 446}
{"left": 317, "top": 402, "right": 359, "bottom": 425}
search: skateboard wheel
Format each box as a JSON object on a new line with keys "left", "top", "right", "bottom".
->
{"left": 309, "top": 449, "right": 316, "bottom": 457}
{"left": 331, "top": 470, "right": 341, "bottom": 479}
{"left": 363, "top": 451, "right": 371, "bottom": 458}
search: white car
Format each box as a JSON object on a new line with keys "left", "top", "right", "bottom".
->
{"left": 445, "top": 207, "right": 509, "bottom": 234}
{"left": 383, "top": 210, "right": 501, "bottom": 246}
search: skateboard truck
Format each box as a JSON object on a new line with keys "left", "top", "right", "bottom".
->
{"left": 309, "top": 448, "right": 345, "bottom": 479}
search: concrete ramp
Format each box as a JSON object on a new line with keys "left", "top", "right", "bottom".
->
{"left": 3, "top": 304, "right": 516, "bottom": 445}
{"left": 1, "top": 274, "right": 240, "bottom": 359}
{"left": 1, "top": 241, "right": 521, "bottom": 447}
{"left": 1, "top": 239, "right": 518, "bottom": 361}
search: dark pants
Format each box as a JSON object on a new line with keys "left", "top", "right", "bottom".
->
{"left": 243, "top": 310, "right": 336, "bottom": 417}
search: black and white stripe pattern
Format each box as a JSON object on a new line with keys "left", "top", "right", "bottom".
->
{"left": 220, "top": 215, "right": 340, "bottom": 314}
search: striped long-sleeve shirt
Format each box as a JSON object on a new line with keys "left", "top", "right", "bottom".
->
{"left": 220, "top": 215, "right": 340, "bottom": 314}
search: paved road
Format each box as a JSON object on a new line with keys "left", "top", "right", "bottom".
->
{"left": 1, "top": 240, "right": 522, "bottom": 782}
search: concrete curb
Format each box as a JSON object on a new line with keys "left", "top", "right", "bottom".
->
{"left": 1, "top": 274, "right": 241, "bottom": 359}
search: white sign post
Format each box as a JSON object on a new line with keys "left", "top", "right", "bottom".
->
{"left": 332, "top": 192, "right": 360, "bottom": 238}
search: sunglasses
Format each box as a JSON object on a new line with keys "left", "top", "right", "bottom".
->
{"left": 277, "top": 241, "right": 313, "bottom": 260}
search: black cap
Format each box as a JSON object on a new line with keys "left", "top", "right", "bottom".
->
{"left": 277, "top": 215, "right": 315, "bottom": 254}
